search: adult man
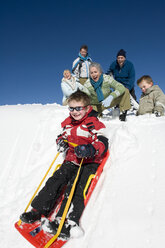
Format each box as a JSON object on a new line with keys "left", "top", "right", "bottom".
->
{"left": 106, "top": 49, "right": 137, "bottom": 100}
{"left": 72, "top": 45, "right": 92, "bottom": 85}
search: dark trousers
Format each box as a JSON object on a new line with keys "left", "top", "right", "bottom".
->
{"left": 31, "top": 161, "right": 99, "bottom": 225}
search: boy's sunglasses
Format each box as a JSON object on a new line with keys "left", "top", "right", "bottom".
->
{"left": 68, "top": 106, "right": 88, "bottom": 112}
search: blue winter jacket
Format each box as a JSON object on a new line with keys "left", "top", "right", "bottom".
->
{"left": 107, "top": 60, "right": 135, "bottom": 91}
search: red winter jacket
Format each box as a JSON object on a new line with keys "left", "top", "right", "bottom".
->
{"left": 57, "top": 106, "right": 108, "bottom": 165}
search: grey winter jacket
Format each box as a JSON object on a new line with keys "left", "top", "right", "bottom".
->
{"left": 137, "top": 85, "right": 165, "bottom": 116}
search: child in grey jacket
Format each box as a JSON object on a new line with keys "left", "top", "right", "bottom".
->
{"left": 137, "top": 75, "right": 165, "bottom": 116}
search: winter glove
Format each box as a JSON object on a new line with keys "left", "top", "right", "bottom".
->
{"left": 56, "top": 138, "right": 68, "bottom": 153}
{"left": 102, "top": 95, "right": 113, "bottom": 108}
{"left": 74, "top": 144, "right": 96, "bottom": 158}
{"left": 154, "top": 111, "right": 161, "bottom": 117}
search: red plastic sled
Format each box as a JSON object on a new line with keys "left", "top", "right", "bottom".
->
{"left": 15, "top": 150, "right": 109, "bottom": 248}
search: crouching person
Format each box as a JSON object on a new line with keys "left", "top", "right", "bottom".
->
{"left": 82, "top": 62, "right": 131, "bottom": 121}
{"left": 20, "top": 90, "right": 108, "bottom": 239}
{"left": 137, "top": 75, "right": 165, "bottom": 116}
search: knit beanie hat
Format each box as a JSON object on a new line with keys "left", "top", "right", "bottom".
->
{"left": 117, "top": 49, "right": 126, "bottom": 58}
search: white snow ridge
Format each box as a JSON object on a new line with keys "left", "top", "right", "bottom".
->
{"left": 0, "top": 103, "right": 165, "bottom": 248}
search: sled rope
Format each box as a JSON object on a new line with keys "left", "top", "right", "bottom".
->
{"left": 50, "top": 141, "right": 78, "bottom": 175}
{"left": 18, "top": 152, "right": 60, "bottom": 226}
{"left": 44, "top": 157, "right": 84, "bottom": 248}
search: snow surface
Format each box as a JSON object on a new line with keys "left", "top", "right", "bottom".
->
{"left": 1, "top": 103, "right": 165, "bottom": 248}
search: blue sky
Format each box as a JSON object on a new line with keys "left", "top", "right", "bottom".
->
{"left": 1, "top": 0, "right": 165, "bottom": 105}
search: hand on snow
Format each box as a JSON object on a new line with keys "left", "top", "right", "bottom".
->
{"left": 56, "top": 138, "right": 68, "bottom": 153}
{"left": 74, "top": 144, "right": 96, "bottom": 158}
{"left": 102, "top": 95, "right": 113, "bottom": 108}
{"left": 154, "top": 111, "right": 161, "bottom": 117}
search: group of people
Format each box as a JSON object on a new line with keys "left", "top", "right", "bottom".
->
{"left": 19, "top": 45, "right": 165, "bottom": 241}
{"left": 61, "top": 45, "right": 165, "bottom": 120}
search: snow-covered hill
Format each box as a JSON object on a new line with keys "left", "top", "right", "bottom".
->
{"left": 1, "top": 104, "right": 165, "bottom": 248}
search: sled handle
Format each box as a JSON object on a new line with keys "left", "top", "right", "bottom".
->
{"left": 63, "top": 139, "right": 78, "bottom": 147}
{"left": 18, "top": 152, "right": 60, "bottom": 226}
{"left": 44, "top": 158, "right": 84, "bottom": 248}
{"left": 52, "top": 164, "right": 61, "bottom": 175}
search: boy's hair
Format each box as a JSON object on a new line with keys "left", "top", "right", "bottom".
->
{"left": 80, "top": 45, "right": 88, "bottom": 51}
{"left": 137, "top": 75, "right": 153, "bottom": 85}
{"left": 63, "top": 69, "right": 71, "bottom": 76}
{"left": 68, "top": 90, "right": 91, "bottom": 106}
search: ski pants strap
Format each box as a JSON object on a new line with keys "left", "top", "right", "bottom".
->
{"left": 83, "top": 174, "right": 95, "bottom": 200}
{"left": 44, "top": 158, "right": 84, "bottom": 248}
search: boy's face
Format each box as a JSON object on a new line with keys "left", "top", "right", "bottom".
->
{"left": 69, "top": 100, "right": 90, "bottom": 121}
{"left": 138, "top": 80, "right": 153, "bottom": 93}
{"left": 64, "top": 71, "right": 71, "bottom": 80}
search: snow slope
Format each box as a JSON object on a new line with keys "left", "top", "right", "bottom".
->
{"left": 0, "top": 104, "right": 165, "bottom": 248}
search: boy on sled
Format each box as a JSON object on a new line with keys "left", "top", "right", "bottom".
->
{"left": 20, "top": 90, "right": 108, "bottom": 239}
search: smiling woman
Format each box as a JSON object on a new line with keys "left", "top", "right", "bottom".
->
{"left": 61, "top": 69, "right": 86, "bottom": 106}
{"left": 82, "top": 62, "right": 131, "bottom": 121}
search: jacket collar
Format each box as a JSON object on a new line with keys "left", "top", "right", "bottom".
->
{"left": 143, "top": 85, "right": 157, "bottom": 95}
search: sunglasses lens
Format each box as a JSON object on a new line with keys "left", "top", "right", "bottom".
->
{"left": 69, "top": 106, "right": 85, "bottom": 112}
{"left": 75, "top": 107, "right": 82, "bottom": 111}
{"left": 69, "top": 107, "right": 73, "bottom": 111}
{"left": 69, "top": 107, "right": 74, "bottom": 112}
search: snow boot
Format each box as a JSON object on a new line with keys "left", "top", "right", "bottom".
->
{"left": 112, "top": 106, "right": 120, "bottom": 118}
{"left": 20, "top": 209, "right": 41, "bottom": 223}
{"left": 130, "top": 94, "right": 139, "bottom": 111}
{"left": 119, "top": 110, "right": 127, "bottom": 121}
{"left": 42, "top": 218, "right": 83, "bottom": 240}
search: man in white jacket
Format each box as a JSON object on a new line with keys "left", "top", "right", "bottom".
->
{"left": 72, "top": 45, "right": 92, "bottom": 85}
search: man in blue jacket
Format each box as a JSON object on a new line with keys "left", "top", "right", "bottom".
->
{"left": 106, "top": 49, "right": 137, "bottom": 100}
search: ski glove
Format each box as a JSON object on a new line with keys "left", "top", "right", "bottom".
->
{"left": 102, "top": 95, "right": 113, "bottom": 108}
{"left": 74, "top": 144, "right": 96, "bottom": 158}
{"left": 154, "top": 111, "right": 161, "bottom": 117}
{"left": 56, "top": 138, "right": 68, "bottom": 153}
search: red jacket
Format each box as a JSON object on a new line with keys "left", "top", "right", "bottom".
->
{"left": 57, "top": 106, "right": 108, "bottom": 165}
